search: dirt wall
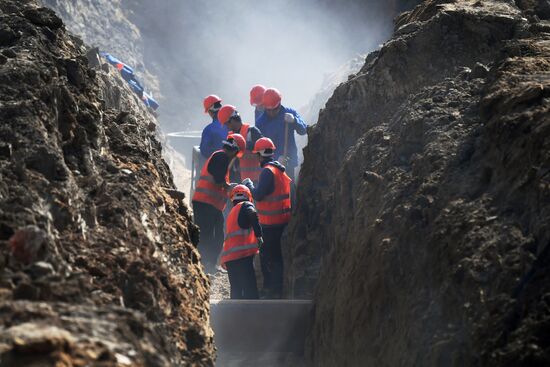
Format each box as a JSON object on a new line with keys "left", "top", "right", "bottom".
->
{"left": 0, "top": 1, "right": 213, "bottom": 365}
{"left": 287, "top": 1, "right": 550, "bottom": 365}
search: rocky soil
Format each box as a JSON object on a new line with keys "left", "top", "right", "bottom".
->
{"left": 287, "top": 0, "right": 550, "bottom": 366}
{"left": 0, "top": 1, "right": 213, "bottom": 365}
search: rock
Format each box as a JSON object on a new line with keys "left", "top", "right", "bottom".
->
{"left": 65, "top": 59, "right": 85, "bottom": 88}
{"left": 362, "top": 171, "right": 384, "bottom": 184}
{"left": 13, "top": 282, "right": 40, "bottom": 300}
{"left": 2, "top": 48, "right": 16, "bottom": 58}
{"left": 85, "top": 47, "right": 102, "bottom": 68}
{"left": 0, "top": 143, "right": 12, "bottom": 159}
{"left": 27, "top": 261, "right": 55, "bottom": 279}
{"left": 23, "top": 8, "right": 63, "bottom": 29}
{"left": 25, "top": 148, "right": 69, "bottom": 181}
{"left": 7, "top": 323, "right": 74, "bottom": 353}
{"left": 8, "top": 226, "right": 49, "bottom": 265}
{"left": 0, "top": 25, "right": 18, "bottom": 47}
{"left": 395, "top": 21, "right": 420, "bottom": 36}
{"left": 471, "top": 62, "right": 490, "bottom": 79}
{"left": 147, "top": 121, "right": 157, "bottom": 132}
{"left": 164, "top": 188, "right": 185, "bottom": 201}
{"left": 537, "top": 0, "right": 550, "bottom": 19}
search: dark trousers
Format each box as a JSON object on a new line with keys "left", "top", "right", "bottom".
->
{"left": 260, "top": 225, "right": 286, "bottom": 298}
{"left": 226, "top": 256, "right": 259, "bottom": 299}
{"left": 192, "top": 201, "right": 224, "bottom": 271}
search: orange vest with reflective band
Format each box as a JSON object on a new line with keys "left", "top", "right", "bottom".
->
{"left": 221, "top": 202, "right": 259, "bottom": 267}
{"left": 238, "top": 124, "right": 262, "bottom": 183}
{"left": 256, "top": 164, "right": 292, "bottom": 226}
{"left": 192, "top": 150, "right": 229, "bottom": 211}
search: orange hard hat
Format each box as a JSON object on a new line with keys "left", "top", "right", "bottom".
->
{"left": 230, "top": 184, "right": 252, "bottom": 202}
{"left": 218, "top": 105, "right": 239, "bottom": 124}
{"left": 250, "top": 84, "right": 267, "bottom": 106}
{"left": 262, "top": 88, "right": 282, "bottom": 109}
{"left": 253, "top": 137, "right": 276, "bottom": 156}
{"left": 225, "top": 133, "right": 246, "bottom": 158}
{"left": 203, "top": 95, "right": 222, "bottom": 113}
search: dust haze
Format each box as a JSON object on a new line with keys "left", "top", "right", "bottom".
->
{"left": 140, "top": 0, "right": 397, "bottom": 130}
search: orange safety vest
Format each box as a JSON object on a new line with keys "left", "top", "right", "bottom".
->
{"left": 221, "top": 202, "right": 259, "bottom": 267}
{"left": 238, "top": 124, "right": 262, "bottom": 183}
{"left": 192, "top": 150, "right": 229, "bottom": 211}
{"left": 256, "top": 164, "right": 292, "bottom": 226}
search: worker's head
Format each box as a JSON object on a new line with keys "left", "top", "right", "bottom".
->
{"left": 218, "top": 105, "right": 243, "bottom": 132}
{"left": 230, "top": 184, "right": 252, "bottom": 203}
{"left": 253, "top": 137, "right": 276, "bottom": 161}
{"left": 263, "top": 88, "right": 282, "bottom": 118}
{"left": 203, "top": 95, "right": 222, "bottom": 119}
{"left": 223, "top": 133, "right": 246, "bottom": 158}
{"left": 250, "top": 84, "right": 267, "bottom": 107}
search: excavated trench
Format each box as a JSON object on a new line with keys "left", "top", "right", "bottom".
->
{"left": 3, "top": 0, "right": 550, "bottom": 366}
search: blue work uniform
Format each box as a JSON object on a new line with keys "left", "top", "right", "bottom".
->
{"left": 255, "top": 106, "right": 307, "bottom": 169}
{"left": 254, "top": 107, "right": 264, "bottom": 124}
{"left": 200, "top": 119, "right": 229, "bottom": 159}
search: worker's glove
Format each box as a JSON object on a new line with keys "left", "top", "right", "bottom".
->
{"left": 284, "top": 113, "right": 295, "bottom": 124}
{"left": 227, "top": 182, "right": 238, "bottom": 190}
{"left": 242, "top": 178, "right": 253, "bottom": 187}
{"left": 278, "top": 155, "right": 289, "bottom": 165}
{"left": 257, "top": 237, "right": 264, "bottom": 249}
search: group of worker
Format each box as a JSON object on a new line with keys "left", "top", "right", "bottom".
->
{"left": 192, "top": 85, "right": 307, "bottom": 299}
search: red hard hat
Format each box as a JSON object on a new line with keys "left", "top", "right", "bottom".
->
{"left": 230, "top": 184, "right": 252, "bottom": 202}
{"left": 262, "top": 88, "right": 282, "bottom": 109}
{"left": 203, "top": 95, "right": 222, "bottom": 113}
{"left": 250, "top": 84, "right": 267, "bottom": 106}
{"left": 253, "top": 137, "right": 276, "bottom": 156}
{"left": 218, "top": 105, "right": 239, "bottom": 124}
{"left": 226, "top": 133, "right": 246, "bottom": 158}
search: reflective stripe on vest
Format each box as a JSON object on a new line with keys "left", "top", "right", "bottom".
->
{"left": 221, "top": 244, "right": 258, "bottom": 257}
{"left": 192, "top": 150, "right": 228, "bottom": 211}
{"left": 256, "top": 165, "right": 292, "bottom": 226}
{"left": 257, "top": 207, "right": 292, "bottom": 216}
{"left": 238, "top": 124, "right": 261, "bottom": 182}
{"left": 221, "top": 202, "right": 258, "bottom": 267}
{"left": 224, "top": 228, "right": 251, "bottom": 241}
{"left": 260, "top": 194, "right": 289, "bottom": 202}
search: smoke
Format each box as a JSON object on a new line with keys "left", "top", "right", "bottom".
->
{"left": 130, "top": 0, "right": 397, "bottom": 131}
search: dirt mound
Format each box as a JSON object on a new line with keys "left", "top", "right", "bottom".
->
{"left": 287, "top": 0, "right": 550, "bottom": 365}
{"left": 0, "top": 1, "right": 212, "bottom": 365}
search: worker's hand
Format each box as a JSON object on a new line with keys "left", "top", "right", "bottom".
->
{"left": 284, "top": 113, "right": 295, "bottom": 124}
{"left": 227, "top": 182, "right": 238, "bottom": 191}
{"left": 257, "top": 237, "right": 264, "bottom": 249}
{"left": 242, "top": 177, "right": 254, "bottom": 189}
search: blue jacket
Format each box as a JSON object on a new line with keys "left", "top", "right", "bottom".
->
{"left": 254, "top": 107, "right": 264, "bottom": 124}
{"left": 255, "top": 105, "right": 307, "bottom": 167}
{"left": 200, "top": 119, "right": 229, "bottom": 159}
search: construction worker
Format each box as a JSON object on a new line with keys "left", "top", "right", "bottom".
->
{"left": 249, "top": 84, "right": 266, "bottom": 123}
{"left": 199, "top": 95, "right": 229, "bottom": 159}
{"left": 242, "top": 138, "right": 291, "bottom": 299}
{"left": 218, "top": 105, "right": 263, "bottom": 184}
{"left": 255, "top": 88, "right": 307, "bottom": 181}
{"left": 221, "top": 185, "right": 263, "bottom": 299}
{"left": 192, "top": 133, "right": 246, "bottom": 273}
